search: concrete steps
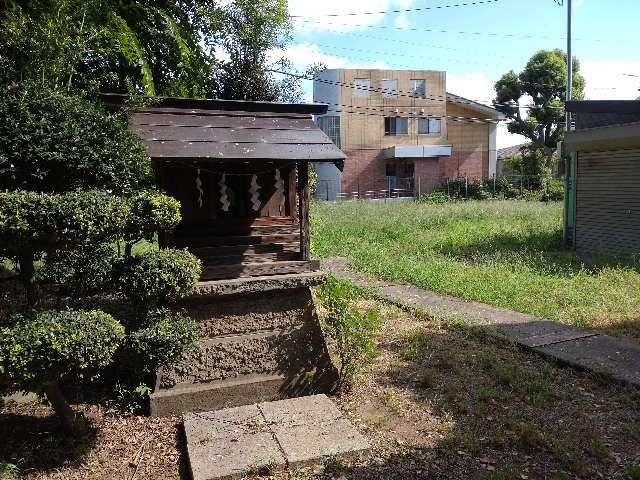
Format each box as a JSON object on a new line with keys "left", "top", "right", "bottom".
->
{"left": 150, "top": 272, "right": 337, "bottom": 416}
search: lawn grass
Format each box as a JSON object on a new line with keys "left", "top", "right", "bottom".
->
{"left": 311, "top": 199, "right": 640, "bottom": 341}
{"left": 251, "top": 300, "right": 640, "bottom": 479}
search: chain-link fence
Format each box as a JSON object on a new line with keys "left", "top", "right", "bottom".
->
{"left": 315, "top": 174, "right": 564, "bottom": 201}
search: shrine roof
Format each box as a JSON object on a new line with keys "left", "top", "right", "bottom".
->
{"left": 100, "top": 94, "right": 346, "bottom": 163}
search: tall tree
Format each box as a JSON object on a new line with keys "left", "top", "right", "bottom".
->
{"left": 213, "top": 0, "right": 301, "bottom": 102}
{"left": 493, "top": 49, "right": 585, "bottom": 163}
{"left": 1, "top": 0, "right": 218, "bottom": 96}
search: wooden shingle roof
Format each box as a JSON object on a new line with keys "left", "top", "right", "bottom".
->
{"left": 101, "top": 94, "right": 346, "bottom": 164}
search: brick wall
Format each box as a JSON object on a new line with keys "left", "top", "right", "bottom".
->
{"left": 414, "top": 158, "right": 440, "bottom": 194}
{"left": 439, "top": 149, "right": 488, "bottom": 180}
{"left": 341, "top": 149, "right": 387, "bottom": 194}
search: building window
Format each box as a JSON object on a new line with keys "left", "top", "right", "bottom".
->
{"left": 410, "top": 79, "right": 426, "bottom": 98}
{"left": 315, "top": 115, "right": 341, "bottom": 148}
{"left": 384, "top": 117, "right": 408, "bottom": 135}
{"left": 385, "top": 163, "right": 396, "bottom": 177}
{"left": 381, "top": 79, "right": 398, "bottom": 97}
{"left": 418, "top": 117, "right": 442, "bottom": 135}
{"left": 353, "top": 78, "right": 371, "bottom": 98}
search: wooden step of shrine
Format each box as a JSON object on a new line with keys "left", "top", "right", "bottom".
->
{"left": 202, "top": 251, "right": 301, "bottom": 266}
{"left": 189, "top": 242, "right": 299, "bottom": 258}
{"left": 201, "top": 260, "right": 319, "bottom": 281}
{"left": 175, "top": 233, "right": 300, "bottom": 248}
{"left": 176, "top": 224, "right": 299, "bottom": 238}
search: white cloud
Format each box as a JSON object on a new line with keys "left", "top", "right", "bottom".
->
{"left": 581, "top": 60, "right": 640, "bottom": 100}
{"left": 446, "top": 72, "right": 496, "bottom": 105}
{"left": 277, "top": 43, "right": 388, "bottom": 71}
{"left": 288, "top": 0, "right": 415, "bottom": 33}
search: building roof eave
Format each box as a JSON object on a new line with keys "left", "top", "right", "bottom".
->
{"left": 446, "top": 92, "right": 505, "bottom": 120}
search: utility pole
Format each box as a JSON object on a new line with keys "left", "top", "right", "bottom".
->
{"left": 566, "top": 0, "right": 573, "bottom": 131}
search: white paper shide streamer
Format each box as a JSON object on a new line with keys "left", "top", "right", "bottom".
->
{"left": 195, "top": 168, "right": 204, "bottom": 208}
{"left": 219, "top": 173, "right": 230, "bottom": 212}
{"left": 249, "top": 174, "right": 261, "bottom": 211}
{"left": 274, "top": 169, "right": 285, "bottom": 214}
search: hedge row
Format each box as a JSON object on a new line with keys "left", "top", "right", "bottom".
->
{"left": 0, "top": 190, "right": 181, "bottom": 256}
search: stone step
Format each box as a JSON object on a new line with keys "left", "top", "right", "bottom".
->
{"left": 183, "top": 394, "right": 370, "bottom": 480}
{"left": 151, "top": 373, "right": 288, "bottom": 416}
{"left": 151, "top": 273, "right": 337, "bottom": 416}
{"left": 156, "top": 328, "right": 326, "bottom": 390}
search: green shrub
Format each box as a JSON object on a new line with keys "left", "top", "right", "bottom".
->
{"left": 125, "top": 308, "right": 199, "bottom": 376}
{"left": 541, "top": 179, "right": 564, "bottom": 202}
{"left": 40, "top": 243, "right": 120, "bottom": 297}
{"left": 125, "top": 190, "right": 182, "bottom": 243}
{"left": 120, "top": 248, "right": 202, "bottom": 308}
{"left": 468, "top": 180, "right": 492, "bottom": 200}
{"left": 0, "top": 309, "right": 124, "bottom": 433}
{"left": 496, "top": 176, "right": 518, "bottom": 199}
{"left": 0, "top": 191, "right": 129, "bottom": 256}
{"left": 316, "top": 276, "right": 381, "bottom": 391}
{"left": 416, "top": 191, "right": 455, "bottom": 204}
{"left": 0, "top": 309, "right": 124, "bottom": 392}
{"left": 0, "top": 86, "right": 152, "bottom": 195}
{"left": 438, "top": 178, "right": 468, "bottom": 198}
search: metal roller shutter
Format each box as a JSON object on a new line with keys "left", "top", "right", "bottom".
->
{"left": 575, "top": 148, "right": 640, "bottom": 260}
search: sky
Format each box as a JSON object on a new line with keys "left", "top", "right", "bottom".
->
{"left": 282, "top": 0, "right": 640, "bottom": 148}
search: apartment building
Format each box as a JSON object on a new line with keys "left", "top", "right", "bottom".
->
{"left": 312, "top": 69, "right": 504, "bottom": 199}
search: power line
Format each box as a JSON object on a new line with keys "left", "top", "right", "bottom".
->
{"left": 268, "top": 69, "right": 532, "bottom": 109}
{"left": 312, "top": 42, "right": 504, "bottom": 68}
{"left": 289, "top": 0, "right": 500, "bottom": 18}
{"left": 292, "top": 18, "right": 628, "bottom": 44}
{"left": 311, "top": 98, "right": 502, "bottom": 124}
{"left": 297, "top": 29, "right": 509, "bottom": 60}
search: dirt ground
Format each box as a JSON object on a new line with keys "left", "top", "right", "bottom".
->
{"left": 2, "top": 301, "right": 640, "bottom": 480}
{"left": 0, "top": 402, "right": 184, "bottom": 480}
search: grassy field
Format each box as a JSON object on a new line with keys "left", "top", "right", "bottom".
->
{"left": 311, "top": 199, "right": 640, "bottom": 341}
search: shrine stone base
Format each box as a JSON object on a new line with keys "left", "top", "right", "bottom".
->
{"left": 150, "top": 272, "right": 337, "bottom": 416}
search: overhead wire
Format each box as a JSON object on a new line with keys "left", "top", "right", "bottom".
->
{"left": 297, "top": 29, "right": 509, "bottom": 60}
{"left": 291, "top": 18, "right": 628, "bottom": 44}
{"left": 267, "top": 68, "right": 537, "bottom": 109}
{"left": 310, "top": 99, "right": 502, "bottom": 124}
{"left": 289, "top": 0, "right": 501, "bottom": 18}
{"left": 310, "top": 42, "right": 504, "bottom": 68}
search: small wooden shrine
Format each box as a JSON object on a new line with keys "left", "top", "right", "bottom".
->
{"left": 102, "top": 94, "right": 345, "bottom": 281}
{"left": 103, "top": 94, "right": 344, "bottom": 415}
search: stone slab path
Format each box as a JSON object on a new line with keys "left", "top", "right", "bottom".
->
{"left": 183, "top": 394, "right": 370, "bottom": 480}
{"left": 322, "top": 257, "right": 640, "bottom": 388}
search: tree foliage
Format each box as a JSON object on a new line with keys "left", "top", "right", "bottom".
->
{"left": 1, "top": 0, "right": 304, "bottom": 101}
{"left": 125, "top": 308, "right": 200, "bottom": 377}
{"left": 120, "top": 249, "right": 202, "bottom": 309}
{"left": 494, "top": 49, "right": 585, "bottom": 161}
{"left": 0, "top": 309, "right": 125, "bottom": 433}
{"left": 0, "top": 84, "right": 199, "bottom": 434}
{"left": 0, "top": 86, "right": 152, "bottom": 194}
{"left": 210, "top": 0, "right": 303, "bottom": 101}
{"left": 1, "top": 0, "right": 218, "bottom": 96}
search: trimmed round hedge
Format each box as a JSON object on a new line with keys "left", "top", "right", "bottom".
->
{"left": 125, "top": 190, "right": 182, "bottom": 242}
{"left": 120, "top": 248, "right": 202, "bottom": 307}
{"left": 125, "top": 308, "right": 199, "bottom": 376}
{"left": 0, "top": 309, "right": 125, "bottom": 394}
{"left": 0, "top": 190, "right": 129, "bottom": 256}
